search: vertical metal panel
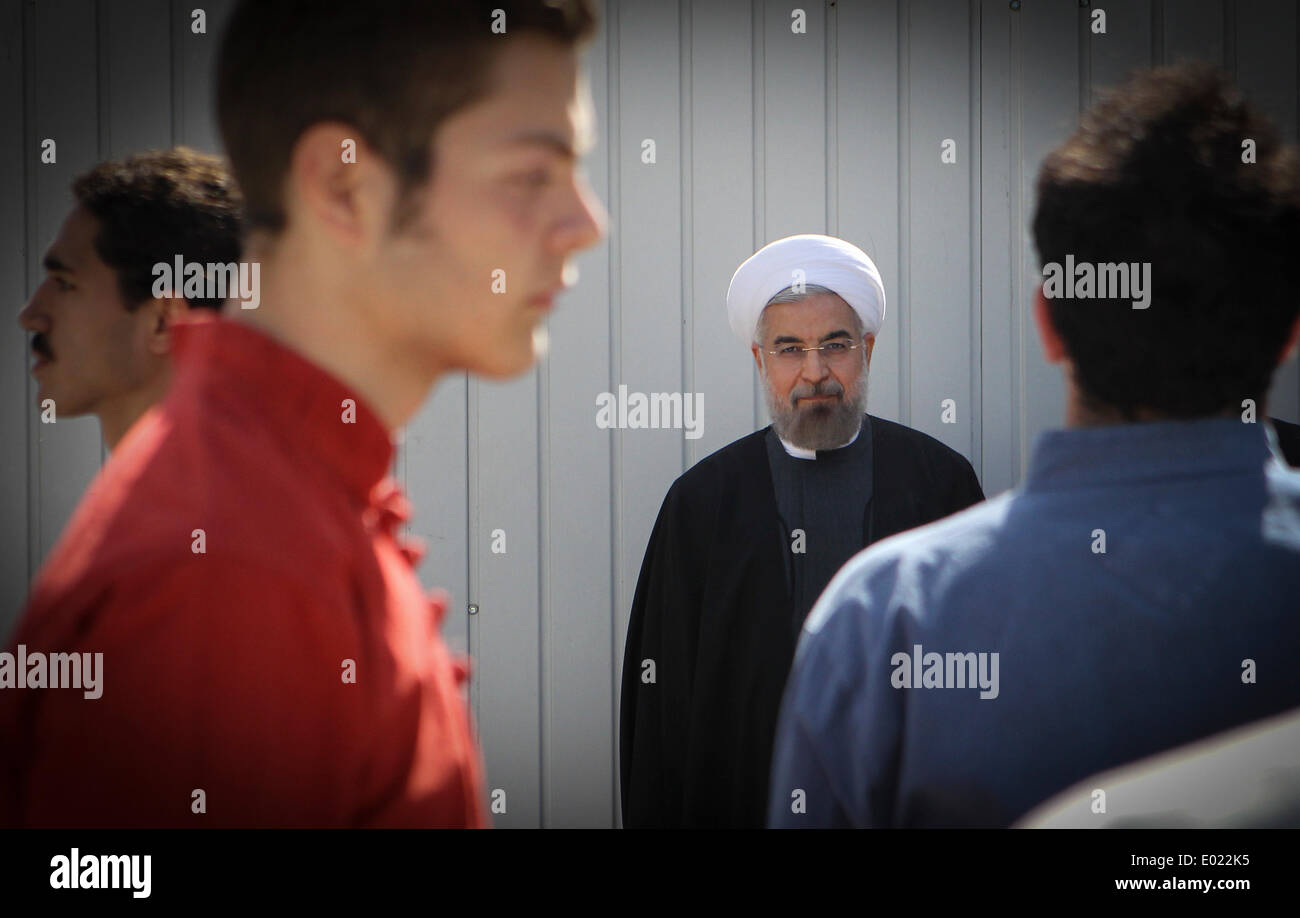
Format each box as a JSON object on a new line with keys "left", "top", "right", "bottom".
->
{"left": 761, "top": 0, "right": 825, "bottom": 239}
{"left": 604, "top": 0, "right": 627, "bottom": 826}
{"left": 979, "top": 0, "right": 1018, "bottom": 497}
{"left": 1232, "top": 0, "right": 1298, "bottom": 126}
{"left": 1236, "top": 0, "right": 1300, "bottom": 423}
{"left": 1087, "top": 0, "right": 1152, "bottom": 98}
{"left": 689, "top": 0, "right": 755, "bottom": 464}
{"left": 170, "top": 0, "right": 234, "bottom": 153}
{"left": 906, "top": 0, "right": 976, "bottom": 454}
{"left": 1, "top": 0, "right": 27, "bottom": 641}
{"left": 469, "top": 368, "right": 542, "bottom": 828}
{"left": 27, "top": 0, "right": 102, "bottom": 568}
{"left": 401, "top": 378, "right": 470, "bottom": 657}
{"left": 1163, "top": 0, "right": 1225, "bottom": 65}
{"left": 613, "top": 0, "right": 683, "bottom": 707}
{"left": 837, "top": 0, "right": 902, "bottom": 425}
{"left": 541, "top": 22, "right": 616, "bottom": 828}
{"left": 966, "top": 0, "right": 983, "bottom": 480}
{"left": 100, "top": 0, "right": 171, "bottom": 157}
{"left": 1015, "top": 0, "right": 1077, "bottom": 475}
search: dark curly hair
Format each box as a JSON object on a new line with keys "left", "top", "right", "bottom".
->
{"left": 72, "top": 148, "right": 244, "bottom": 311}
{"left": 1032, "top": 62, "right": 1300, "bottom": 419}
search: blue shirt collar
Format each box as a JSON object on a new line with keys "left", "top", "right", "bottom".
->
{"left": 1025, "top": 417, "right": 1278, "bottom": 492}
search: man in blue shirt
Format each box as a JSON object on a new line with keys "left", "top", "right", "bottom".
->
{"left": 768, "top": 62, "right": 1300, "bottom": 828}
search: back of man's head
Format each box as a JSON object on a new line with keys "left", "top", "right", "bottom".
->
{"left": 1033, "top": 62, "right": 1300, "bottom": 420}
{"left": 73, "top": 148, "right": 243, "bottom": 310}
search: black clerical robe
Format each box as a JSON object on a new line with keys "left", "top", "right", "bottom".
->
{"left": 619, "top": 414, "right": 985, "bottom": 828}
{"left": 1272, "top": 417, "right": 1300, "bottom": 466}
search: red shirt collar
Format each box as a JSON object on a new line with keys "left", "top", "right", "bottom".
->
{"left": 169, "top": 314, "right": 395, "bottom": 502}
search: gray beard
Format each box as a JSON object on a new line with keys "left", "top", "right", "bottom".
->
{"left": 764, "top": 365, "right": 869, "bottom": 451}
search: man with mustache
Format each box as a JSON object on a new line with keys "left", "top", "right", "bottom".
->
{"left": 18, "top": 149, "right": 242, "bottom": 450}
{"left": 620, "top": 234, "right": 985, "bottom": 827}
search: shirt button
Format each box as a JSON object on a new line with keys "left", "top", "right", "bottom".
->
{"left": 427, "top": 590, "right": 449, "bottom": 627}
{"left": 450, "top": 654, "right": 472, "bottom": 686}
{"left": 397, "top": 536, "right": 426, "bottom": 568}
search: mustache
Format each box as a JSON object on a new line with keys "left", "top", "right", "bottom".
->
{"left": 788, "top": 378, "right": 844, "bottom": 406}
{"left": 31, "top": 332, "right": 53, "bottom": 360}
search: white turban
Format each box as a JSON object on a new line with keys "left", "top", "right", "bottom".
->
{"left": 725, "top": 234, "right": 886, "bottom": 345}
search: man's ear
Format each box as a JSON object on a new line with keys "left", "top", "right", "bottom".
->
{"left": 1033, "top": 285, "right": 1068, "bottom": 364}
{"left": 863, "top": 333, "right": 876, "bottom": 364}
{"left": 752, "top": 343, "right": 764, "bottom": 375}
{"left": 146, "top": 293, "right": 189, "bottom": 357}
{"left": 287, "top": 122, "right": 395, "bottom": 250}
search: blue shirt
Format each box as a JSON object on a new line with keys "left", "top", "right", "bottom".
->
{"left": 768, "top": 418, "right": 1300, "bottom": 828}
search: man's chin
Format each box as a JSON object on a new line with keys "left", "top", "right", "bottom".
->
{"left": 785, "top": 407, "right": 864, "bottom": 450}
{"left": 467, "top": 335, "right": 541, "bottom": 379}
{"left": 788, "top": 399, "right": 840, "bottom": 430}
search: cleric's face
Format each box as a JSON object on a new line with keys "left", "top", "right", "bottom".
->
{"left": 752, "top": 292, "right": 875, "bottom": 451}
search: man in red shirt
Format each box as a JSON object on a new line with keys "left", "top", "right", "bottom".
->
{"left": 0, "top": 0, "right": 604, "bottom": 827}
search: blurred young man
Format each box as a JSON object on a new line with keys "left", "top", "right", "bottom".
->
{"left": 769, "top": 64, "right": 1300, "bottom": 828}
{"left": 18, "top": 149, "right": 242, "bottom": 449}
{"left": 1, "top": 0, "right": 604, "bottom": 827}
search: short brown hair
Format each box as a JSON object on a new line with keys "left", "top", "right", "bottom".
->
{"left": 72, "top": 148, "right": 244, "bottom": 311}
{"left": 1033, "top": 63, "right": 1300, "bottom": 419}
{"left": 216, "top": 0, "right": 597, "bottom": 234}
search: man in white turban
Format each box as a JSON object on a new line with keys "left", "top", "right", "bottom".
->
{"left": 620, "top": 233, "right": 985, "bottom": 828}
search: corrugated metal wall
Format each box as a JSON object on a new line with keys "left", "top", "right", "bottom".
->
{"left": 2, "top": 0, "right": 1297, "bottom": 828}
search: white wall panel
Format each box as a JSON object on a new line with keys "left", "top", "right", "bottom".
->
{"left": 1015, "top": 0, "right": 1077, "bottom": 478}
{"left": 689, "top": 0, "right": 756, "bottom": 464}
{"left": 837, "top": 0, "right": 903, "bottom": 426}
{"left": 612, "top": 1, "right": 684, "bottom": 744}
{"left": 541, "top": 12, "right": 617, "bottom": 829}
{"left": 906, "top": 0, "right": 976, "bottom": 456}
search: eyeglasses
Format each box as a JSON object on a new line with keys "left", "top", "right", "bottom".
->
{"left": 764, "top": 340, "right": 863, "bottom": 366}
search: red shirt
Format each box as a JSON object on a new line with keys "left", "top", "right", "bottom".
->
{"left": 0, "top": 315, "right": 488, "bottom": 827}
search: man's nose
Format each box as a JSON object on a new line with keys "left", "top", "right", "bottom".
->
{"left": 799, "top": 349, "right": 830, "bottom": 382}
{"left": 553, "top": 175, "right": 608, "bottom": 256}
{"left": 17, "top": 295, "right": 43, "bottom": 331}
